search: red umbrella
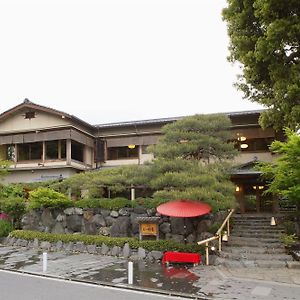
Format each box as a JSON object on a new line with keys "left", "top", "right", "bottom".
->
{"left": 157, "top": 199, "right": 211, "bottom": 218}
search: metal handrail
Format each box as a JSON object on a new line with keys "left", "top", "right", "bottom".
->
{"left": 197, "top": 209, "right": 235, "bottom": 265}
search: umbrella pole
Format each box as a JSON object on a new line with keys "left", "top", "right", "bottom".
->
{"left": 184, "top": 218, "right": 187, "bottom": 244}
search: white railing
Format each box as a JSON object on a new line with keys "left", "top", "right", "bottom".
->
{"left": 197, "top": 209, "right": 235, "bottom": 265}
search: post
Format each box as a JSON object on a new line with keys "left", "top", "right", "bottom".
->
{"left": 128, "top": 261, "right": 133, "bottom": 284}
{"left": 42, "top": 252, "right": 47, "bottom": 273}
{"left": 131, "top": 186, "right": 135, "bottom": 201}
{"left": 227, "top": 219, "right": 230, "bottom": 237}
{"left": 218, "top": 235, "right": 222, "bottom": 252}
{"left": 205, "top": 242, "right": 209, "bottom": 266}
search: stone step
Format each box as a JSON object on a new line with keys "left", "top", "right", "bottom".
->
{"left": 231, "top": 228, "right": 283, "bottom": 238}
{"left": 231, "top": 232, "right": 283, "bottom": 239}
{"left": 227, "top": 236, "right": 283, "bottom": 248}
{"left": 215, "top": 257, "right": 288, "bottom": 268}
{"left": 219, "top": 251, "right": 293, "bottom": 262}
{"left": 233, "top": 220, "right": 276, "bottom": 225}
{"left": 222, "top": 246, "right": 286, "bottom": 255}
{"left": 233, "top": 225, "right": 284, "bottom": 231}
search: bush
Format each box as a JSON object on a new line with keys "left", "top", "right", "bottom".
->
{"left": 0, "top": 220, "right": 14, "bottom": 237}
{"left": 280, "top": 233, "right": 298, "bottom": 247}
{"left": 0, "top": 197, "right": 26, "bottom": 228}
{"left": 132, "top": 197, "right": 168, "bottom": 209}
{"left": 28, "top": 187, "right": 73, "bottom": 210}
{"left": 0, "top": 184, "right": 26, "bottom": 198}
{"left": 9, "top": 230, "right": 204, "bottom": 253}
{"left": 74, "top": 197, "right": 132, "bottom": 210}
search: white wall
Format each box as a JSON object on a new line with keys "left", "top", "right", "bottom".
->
{"left": 3, "top": 168, "right": 78, "bottom": 183}
{"left": 0, "top": 111, "right": 70, "bottom": 133}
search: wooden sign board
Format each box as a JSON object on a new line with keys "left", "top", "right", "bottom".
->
{"left": 139, "top": 223, "right": 159, "bottom": 240}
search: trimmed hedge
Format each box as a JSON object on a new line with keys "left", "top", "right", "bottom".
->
{"left": 10, "top": 230, "right": 204, "bottom": 253}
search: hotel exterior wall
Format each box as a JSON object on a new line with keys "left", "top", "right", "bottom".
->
{"left": 0, "top": 110, "right": 71, "bottom": 133}
{"left": 3, "top": 167, "right": 77, "bottom": 184}
{"left": 233, "top": 152, "right": 274, "bottom": 164}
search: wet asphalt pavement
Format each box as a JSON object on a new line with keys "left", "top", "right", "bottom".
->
{"left": 0, "top": 245, "right": 300, "bottom": 300}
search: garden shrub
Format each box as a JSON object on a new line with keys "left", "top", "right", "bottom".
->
{"left": 10, "top": 230, "right": 204, "bottom": 254}
{"left": 0, "top": 184, "right": 26, "bottom": 198}
{"left": 28, "top": 187, "right": 73, "bottom": 210}
{"left": 0, "top": 197, "right": 26, "bottom": 228}
{"left": 74, "top": 197, "right": 132, "bottom": 210}
{"left": 0, "top": 220, "right": 14, "bottom": 237}
{"left": 132, "top": 197, "right": 168, "bottom": 209}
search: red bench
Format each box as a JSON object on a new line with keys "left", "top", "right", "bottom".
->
{"left": 162, "top": 251, "right": 201, "bottom": 266}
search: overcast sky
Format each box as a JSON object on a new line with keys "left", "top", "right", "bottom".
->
{"left": 0, "top": 0, "right": 262, "bottom": 125}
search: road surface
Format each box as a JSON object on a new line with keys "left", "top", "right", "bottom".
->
{"left": 0, "top": 270, "right": 192, "bottom": 300}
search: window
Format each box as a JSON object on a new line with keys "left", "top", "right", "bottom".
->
{"left": 24, "top": 111, "right": 36, "bottom": 119}
{"left": 18, "top": 142, "right": 43, "bottom": 161}
{"left": 71, "top": 140, "right": 84, "bottom": 162}
{"left": 107, "top": 146, "right": 138, "bottom": 160}
{"left": 45, "top": 141, "right": 59, "bottom": 159}
{"left": 60, "top": 140, "right": 66, "bottom": 159}
{"left": 236, "top": 138, "right": 274, "bottom": 152}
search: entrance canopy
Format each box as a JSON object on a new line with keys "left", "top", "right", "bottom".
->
{"left": 157, "top": 200, "right": 211, "bottom": 218}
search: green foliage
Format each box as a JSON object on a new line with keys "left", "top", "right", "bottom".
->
{"left": 223, "top": 0, "right": 300, "bottom": 130}
{"left": 0, "top": 197, "right": 26, "bottom": 228}
{"left": 28, "top": 187, "right": 73, "bottom": 210}
{"left": 74, "top": 197, "right": 132, "bottom": 210}
{"left": 0, "top": 184, "right": 26, "bottom": 198}
{"left": 54, "top": 165, "right": 149, "bottom": 198}
{"left": 0, "top": 160, "right": 11, "bottom": 180}
{"left": 280, "top": 233, "right": 298, "bottom": 247}
{"left": 207, "top": 222, "right": 222, "bottom": 234}
{"left": 258, "top": 129, "right": 300, "bottom": 208}
{"left": 132, "top": 197, "right": 169, "bottom": 209}
{"left": 146, "top": 115, "right": 237, "bottom": 212}
{"left": 10, "top": 230, "right": 204, "bottom": 253}
{"left": 148, "top": 114, "right": 237, "bottom": 163}
{"left": 0, "top": 220, "right": 14, "bottom": 237}
{"left": 282, "top": 220, "right": 296, "bottom": 235}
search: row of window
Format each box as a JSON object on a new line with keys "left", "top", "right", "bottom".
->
{"left": 235, "top": 138, "right": 274, "bottom": 152}
{"left": 1, "top": 140, "right": 84, "bottom": 163}
{"left": 0, "top": 137, "right": 274, "bottom": 163}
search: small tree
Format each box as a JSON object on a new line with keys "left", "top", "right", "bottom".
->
{"left": 259, "top": 129, "right": 300, "bottom": 210}
{"left": 149, "top": 114, "right": 237, "bottom": 163}
{"left": 148, "top": 114, "right": 238, "bottom": 211}
{"left": 222, "top": 0, "right": 300, "bottom": 130}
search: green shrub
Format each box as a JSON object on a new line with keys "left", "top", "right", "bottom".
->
{"left": 10, "top": 230, "right": 204, "bottom": 253}
{"left": 0, "top": 197, "right": 26, "bottom": 228}
{"left": 0, "top": 184, "right": 26, "bottom": 198}
{"left": 0, "top": 220, "right": 14, "bottom": 237}
{"left": 280, "top": 233, "right": 298, "bottom": 247}
{"left": 282, "top": 221, "right": 296, "bottom": 235}
{"left": 132, "top": 197, "right": 168, "bottom": 209}
{"left": 74, "top": 197, "right": 132, "bottom": 210}
{"left": 207, "top": 222, "right": 222, "bottom": 234}
{"left": 28, "top": 187, "right": 73, "bottom": 210}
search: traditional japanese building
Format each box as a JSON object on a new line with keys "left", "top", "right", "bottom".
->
{"left": 0, "top": 99, "right": 282, "bottom": 213}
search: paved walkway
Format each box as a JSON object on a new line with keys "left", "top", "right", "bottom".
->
{"left": 0, "top": 245, "right": 300, "bottom": 300}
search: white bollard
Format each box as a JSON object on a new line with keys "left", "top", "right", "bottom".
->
{"left": 42, "top": 252, "right": 48, "bottom": 273}
{"left": 128, "top": 261, "right": 133, "bottom": 284}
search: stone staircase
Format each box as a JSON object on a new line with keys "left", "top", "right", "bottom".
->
{"left": 216, "top": 214, "right": 299, "bottom": 268}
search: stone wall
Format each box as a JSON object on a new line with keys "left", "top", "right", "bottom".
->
{"left": 21, "top": 206, "right": 227, "bottom": 243}
{"left": 4, "top": 236, "right": 163, "bottom": 262}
